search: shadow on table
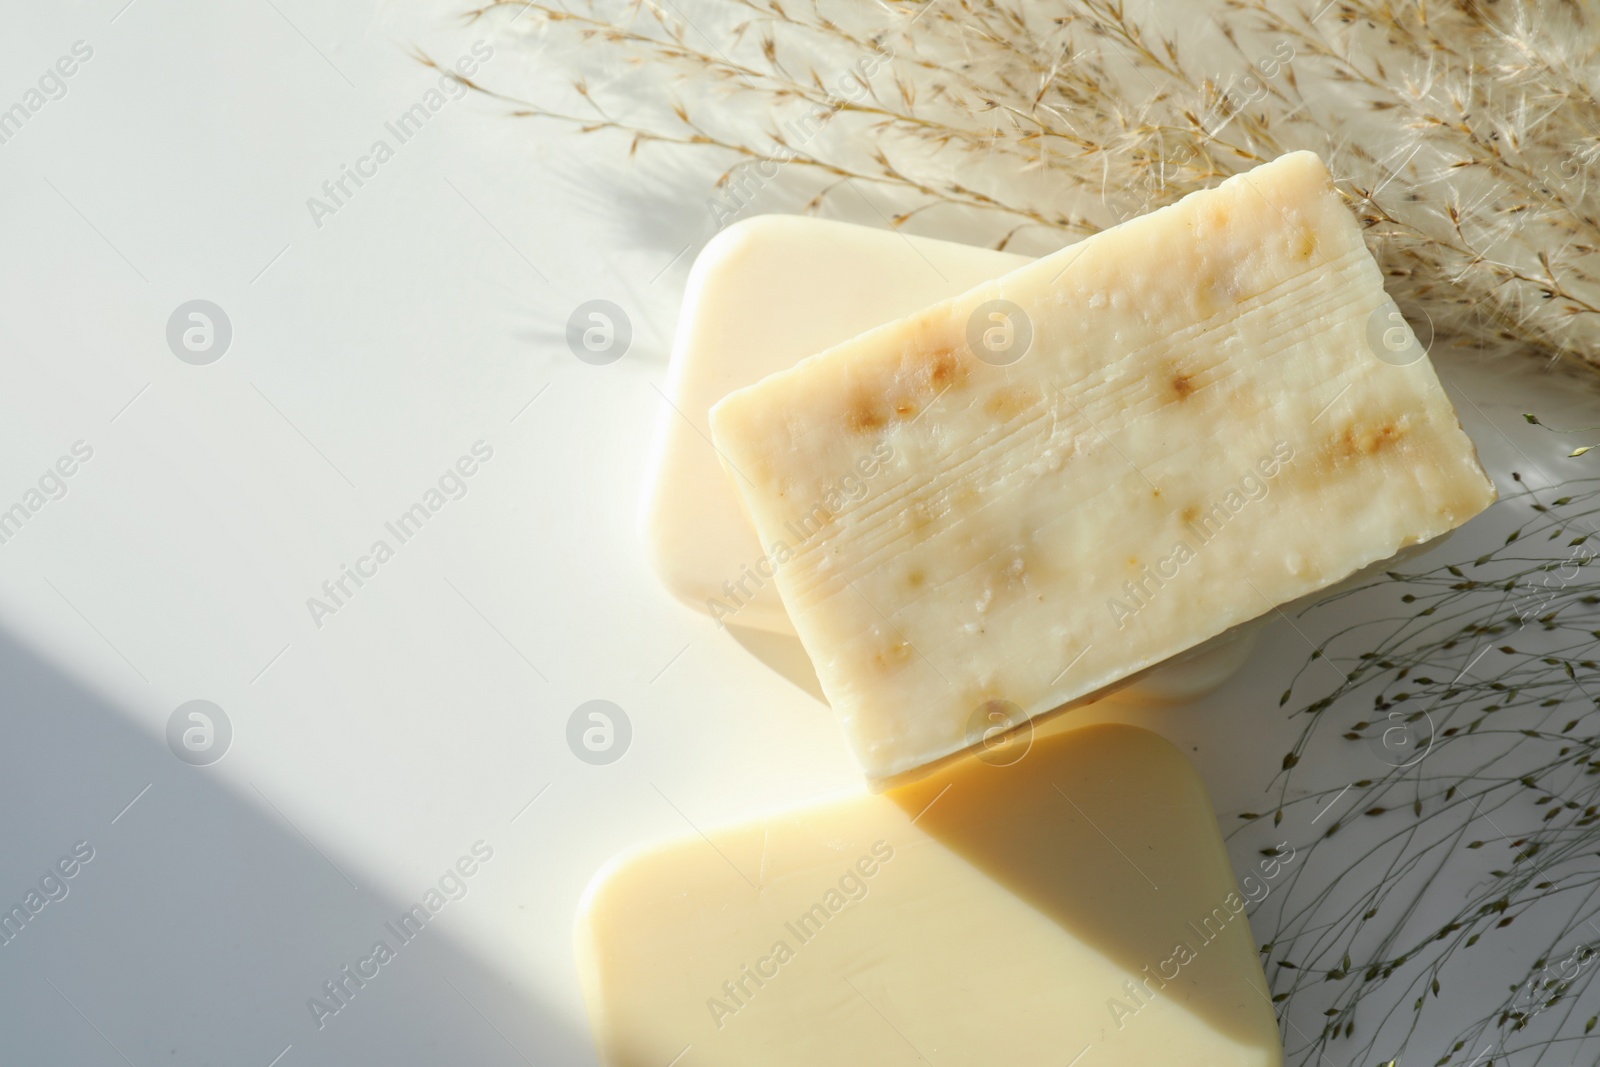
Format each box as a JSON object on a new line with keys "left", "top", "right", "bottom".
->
{"left": 725, "top": 622, "right": 827, "bottom": 705}
{"left": 886, "top": 724, "right": 1283, "bottom": 1059}
{"left": 0, "top": 626, "right": 591, "bottom": 1067}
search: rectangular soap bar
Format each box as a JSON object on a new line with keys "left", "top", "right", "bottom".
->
{"left": 576, "top": 723, "right": 1285, "bottom": 1066}
{"left": 646, "top": 215, "right": 1260, "bottom": 704}
{"left": 709, "top": 150, "right": 1496, "bottom": 783}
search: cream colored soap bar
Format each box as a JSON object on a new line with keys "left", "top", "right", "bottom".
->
{"left": 576, "top": 723, "right": 1285, "bottom": 1066}
{"left": 644, "top": 215, "right": 1260, "bottom": 700}
{"left": 710, "top": 151, "right": 1496, "bottom": 783}
{"left": 645, "top": 215, "right": 1027, "bottom": 634}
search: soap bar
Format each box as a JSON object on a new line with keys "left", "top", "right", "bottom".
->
{"left": 645, "top": 215, "right": 1027, "bottom": 634}
{"left": 709, "top": 151, "right": 1496, "bottom": 783}
{"left": 643, "top": 215, "right": 1260, "bottom": 701}
{"left": 575, "top": 723, "right": 1285, "bottom": 1066}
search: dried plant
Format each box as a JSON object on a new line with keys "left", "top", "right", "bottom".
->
{"left": 1242, "top": 459, "right": 1600, "bottom": 1066}
{"left": 448, "top": 0, "right": 1600, "bottom": 371}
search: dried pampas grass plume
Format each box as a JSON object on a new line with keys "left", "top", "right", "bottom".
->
{"left": 448, "top": 0, "right": 1600, "bottom": 365}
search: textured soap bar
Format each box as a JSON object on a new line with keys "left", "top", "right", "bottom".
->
{"left": 645, "top": 216, "right": 1026, "bottom": 633}
{"left": 709, "top": 151, "right": 1496, "bottom": 783}
{"left": 575, "top": 724, "right": 1285, "bottom": 1066}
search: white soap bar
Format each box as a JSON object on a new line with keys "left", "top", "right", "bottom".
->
{"left": 644, "top": 216, "right": 1259, "bottom": 701}
{"left": 576, "top": 723, "right": 1285, "bottom": 1066}
{"left": 710, "top": 151, "right": 1496, "bottom": 783}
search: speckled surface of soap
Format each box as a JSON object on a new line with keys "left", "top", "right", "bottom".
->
{"left": 710, "top": 151, "right": 1496, "bottom": 783}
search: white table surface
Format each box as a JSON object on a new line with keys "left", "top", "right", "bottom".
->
{"left": 0, "top": 3, "right": 1590, "bottom": 1065}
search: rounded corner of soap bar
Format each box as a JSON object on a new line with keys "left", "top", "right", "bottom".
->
{"left": 576, "top": 837, "right": 666, "bottom": 923}
{"left": 692, "top": 214, "right": 780, "bottom": 273}
{"left": 1279, "top": 147, "right": 1332, "bottom": 178}
{"left": 635, "top": 506, "right": 705, "bottom": 612}
{"left": 574, "top": 840, "right": 678, "bottom": 969}
{"left": 1223, "top": 148, "right": 1333, "bottom": 199}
